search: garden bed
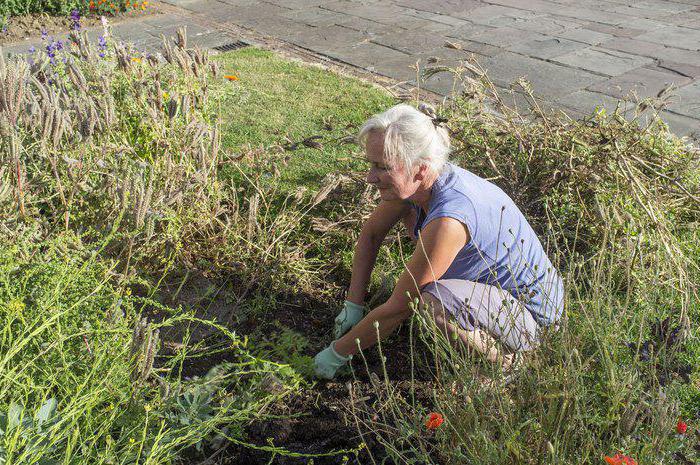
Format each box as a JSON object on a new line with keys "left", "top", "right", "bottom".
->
{"left": 0, "top": 3, "right": 160, "bottom": 45}
{"left": 1, "top": 23, "right": 699, "bottom": 465}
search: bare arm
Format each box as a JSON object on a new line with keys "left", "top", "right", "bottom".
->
{"left": 334, "top": 217, "right": 470, "bottom": 356}
{"left": 346, "top": 200, "right": 412, "bottom": 305}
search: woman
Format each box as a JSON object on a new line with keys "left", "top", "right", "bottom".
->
{"left": 314, "top": 103, "right": 564, "bottom": 379}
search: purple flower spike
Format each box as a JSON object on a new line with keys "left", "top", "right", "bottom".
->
{"left": 41, "top": 29, "right": 48, "bottom": 40}
{"left": 70, "top": 9, "right": 82, "bottom": 31}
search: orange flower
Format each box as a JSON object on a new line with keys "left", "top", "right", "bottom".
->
{"left": 425, "top": 412, "right": 444, "bottom": 430}
{"left": 224, "top": 74, "right": 239, "bottom": 81}
{"left": 604, "top": 453, "right": 637, "bottom": 465}
{"left": 110, "top": 3, "right": 115, "bottom": 8}
{"left": 677, "top": 419, "right": 688, "bottom": 434}
{"left": 89, "top": 1, "right": 95, "bottom": 8}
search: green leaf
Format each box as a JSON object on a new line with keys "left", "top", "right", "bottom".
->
{"left": 7, "top": 403, "right": 24, "bottom": 430}
{"left": 35, "top": 398, "right": 57, "bottom": 428}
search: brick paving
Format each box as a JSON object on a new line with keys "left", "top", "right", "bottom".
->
{"left": 3, "top": 0, "right": 699, "bottom": 141}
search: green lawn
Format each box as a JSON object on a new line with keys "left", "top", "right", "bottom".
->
{"left": 213, "top": 48, "right": 394, "bottom": 191}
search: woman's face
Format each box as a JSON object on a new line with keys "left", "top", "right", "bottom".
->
{"left": 364, "top": 131, "right": 422, "bottom": 201}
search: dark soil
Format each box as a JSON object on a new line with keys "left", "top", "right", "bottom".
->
{"left": 144, "top": 270, "right": 442, "bottom": 464}
{"left": 0, "top": 7, "right": 162, "bottom": 45}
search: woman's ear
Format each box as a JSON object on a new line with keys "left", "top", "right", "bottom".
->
{"left": 414, "top": 163, "right": 429, "bottom": 181}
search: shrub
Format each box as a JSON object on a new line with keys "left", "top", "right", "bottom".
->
{"left": 0, "top": 0, "right": 146, "bottom": 22}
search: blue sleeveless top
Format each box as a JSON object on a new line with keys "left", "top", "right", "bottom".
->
{"left": 412, "top": 162, "right": 564, "bottom": 326}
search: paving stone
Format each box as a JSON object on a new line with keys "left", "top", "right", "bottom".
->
{"left": 587, "top": 67, "right": 692, "bottom": 100}
{"left": 456, "top": 5, "right": 540, "bottom": 24}
{"left": 665, "top": 11, "right": 700, "bottom": 27}
{"left": 508, "top": 36, "right": 589, "bottom": 59}
{"left": 635, "top": 0, "right": 697, "bottom": 13}
{"left": 280, "top": 8, "right": 345, "bottom": 27}
{"left": 292, "top": 25, "right": 369, "bottom": 53}
{"left": 180, "top": 0, "right": 230, "bottom": 14}
{"left": 631, "top": 109, "right": 700, "bottom": 140}
{"left": 599, "top": 36, "right": 669, "bottom": 57}
{"left": 394, "top": 0, "right": 482, "bottom": 16}
{"left": 444, "top": 22, "right": 494, "bottom": 41}
{"left": 322, "top": 40, "right": 413, "bottom": 71}
{"left": 584, "top": 22, "right": 647, "bottom": 38}
{"left": 372, "top": 29, "right": 453, "bottom": 54}
{"left": 555, "top": 89, "right": 630, "bottom": 115}
{"left": 553, "top": 6, "right": 630, "bottom": 25}
{"left": 635, "top": 26, "right": 700, "bottom": 50}
{"left": 654, "top": 61, "right": 700, "bottom": 78}
{"left": 615, "top": 18, "right": 669, "bottom": 31}
{"left": 333, "top": 15, "right": 394, "bottom": 35}
{"left": 555, "top": 27, "right": 615, "bottom": 45}
{"left": 468, "top": 26, "right": 547, "bottom": 47}
{"left": 253, "top": 18, "right": 322, "bottom": 43}
{"left": 457, "top": 40, "right": 503, "bottom": 57}
{"left": 324, "top": 3, "right": 412, "bottom": 25}
{"left": 486, "top": 15, "right": 582, "bottom": 34}
{"left": 373, "top": 48, "right": 472, "bottom": 84}
{"left": 188, "top": 31, "right": 233, "bottom": 49}
{"left": 264, "top": 0, "right": 327, "bottom": 9}
{"left": 553, "top": 47, "right": 654, "bottom": 76}
{"left": 405, "top": 9, "right": 473, "bottom": 28}
{"left": 666, "top": 80, "right": 700, "bottom": 118}
{"left": 477, "top": 51, "right": 606, "bottom": 99}
{"left": 602, "top": 4, "right": 679, "bottom": 20}
{"left": 217, "top": 0, "right": 258, "bottom": 5}
{"left": 659, "top": 111, "right": 700, "bottom": 140}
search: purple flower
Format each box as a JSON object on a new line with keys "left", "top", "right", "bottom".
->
{"left": 70, "top": 9, "right": 81, "bottom": 31}
{"left": 41, "top": 29, "right": 48, "bottom": 40}
{"left": 28, "top": 46, "right": 36, "bottom": 53}
{"left": 97, "top": 35, "right": 108, "bottom": 58}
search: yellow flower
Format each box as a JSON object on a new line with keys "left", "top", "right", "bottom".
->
{"left": 162, "top": 92, "right": 169, "bottom": 99}
{"left": 131, "top": 57, "right": 142, "bottom": 63}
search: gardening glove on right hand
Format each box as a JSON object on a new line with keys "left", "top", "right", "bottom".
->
{"left": 334, "top": 300, "right": 364, "bottom": 339}
{"left": 314, "top": 342, "right": 351, "bottom": 380}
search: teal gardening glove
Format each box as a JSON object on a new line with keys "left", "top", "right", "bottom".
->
{"left": 334, "top": 300, "right": 364, "bottom": 339}
{"left": 314, "top": 342, "right": 351, "bottom": 379}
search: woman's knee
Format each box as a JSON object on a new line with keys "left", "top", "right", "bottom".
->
{"left": 419, "top": 291, "right": 447, "bottom": 321}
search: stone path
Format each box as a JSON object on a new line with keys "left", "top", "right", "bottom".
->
{"left": 3, "top": 0, "right": 699, "bottom": 141}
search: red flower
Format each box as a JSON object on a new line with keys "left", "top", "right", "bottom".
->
{"left": 604, "top": 452, "right": 637, "bottom": 465}
{"left": 677, "top": 419, "right": 688, "bottom": 434}
{"left": 425, "top": 412, "right": 444, "bottom": 430}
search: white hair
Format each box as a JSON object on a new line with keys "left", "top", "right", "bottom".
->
{"left": 358, "top": 103, "right": 450, "bottom": 174}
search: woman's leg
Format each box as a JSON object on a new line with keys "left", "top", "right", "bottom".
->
{"left": 420, "top": 292, "right": 518, "bottom": 370}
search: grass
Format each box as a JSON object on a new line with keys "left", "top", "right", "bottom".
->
{"left": 1, "top": 26, "right": 699, "bottom": 464}
{"left": 213, "top": 47, "right": 394, "bottom": 192}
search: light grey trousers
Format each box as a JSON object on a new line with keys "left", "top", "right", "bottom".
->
{"left": 422, "top": 279, "right": 541, "bottom": 352}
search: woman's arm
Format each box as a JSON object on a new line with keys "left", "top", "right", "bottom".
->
{"left": 346, "top": 200, "right": 413, "bottom": 305}
{"left": 334, "top": 217, "right": 470, "bottom": 355}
